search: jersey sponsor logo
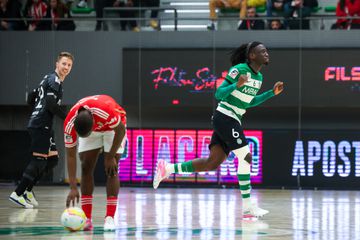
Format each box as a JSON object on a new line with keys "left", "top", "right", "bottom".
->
{"left": 229, "top": 68, "right": 239, "bottom": 79}
{"left": 242, "top": 86, "right": 258, "bottom": 95}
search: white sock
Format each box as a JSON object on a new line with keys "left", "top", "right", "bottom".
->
{"left": 166, "top": 164, "right": 175, "bottom": 174}
{"left": 243, "top": 197, "right": 251, "bottom": 209}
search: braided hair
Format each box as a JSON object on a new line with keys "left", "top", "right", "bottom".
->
{"left": 230, "top": 41, "right": 263, "bottom": 66}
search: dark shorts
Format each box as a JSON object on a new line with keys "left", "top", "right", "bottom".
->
{"left": 209, "top": 111, "right": 248, "bottom": 155}
{"left": 28, "top": 128, "right": 57, "bottom": 154}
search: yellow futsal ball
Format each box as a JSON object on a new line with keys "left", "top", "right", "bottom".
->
{"left": 61, "top": 207, "right": 86, "bottom": 231}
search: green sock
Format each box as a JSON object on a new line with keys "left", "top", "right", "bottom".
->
{"left": 238, "top": 174, "right": 251, "bottom": 200}
{"left": 174, "top": 161, "right": 194, "bottom": 173}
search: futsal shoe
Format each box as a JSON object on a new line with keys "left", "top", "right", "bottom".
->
{"left": 83, "top": 218, "right": 93, "bottom": 231}
{"left": 242, "top": 204, "right": 269, "bottom": 219}
{"left": 104, "top": 216, "right": 115, "bottom": 231}
{"left": 9, "top": 192, "right": 33, "bottom": 209}
{"left": 153, "top": 159, "right": 170, "bottom": 189}
{"left": 24, "top": 190, "right": 39, "bottom": 207}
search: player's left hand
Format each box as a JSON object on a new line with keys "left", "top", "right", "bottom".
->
{"left": 104, "top": 156, "right": 118, "bottom": 177}
{"left": 273, "top": 81, "right": 284, "bottom": 95}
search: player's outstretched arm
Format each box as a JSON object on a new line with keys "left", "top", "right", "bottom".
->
{"left": 248, "top": 81, "right": 284, "bottom": 108}
{"left": 66, "top": 146, "right": 79, "bottom": 207}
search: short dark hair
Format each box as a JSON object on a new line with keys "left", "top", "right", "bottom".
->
{"left": 74, "top": 108, "right": 93, "bottom": 137}
{"left": 230, "top": 41, "right": 263, "bottom": 66}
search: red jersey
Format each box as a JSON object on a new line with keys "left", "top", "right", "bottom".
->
{"left": 64, "top": 95, "right": 126, "bottom": 148}
{"left": 336, "top": 0, "right": 360, "bottom": 26}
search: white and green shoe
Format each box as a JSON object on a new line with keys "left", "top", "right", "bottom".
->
{"left": 243, "top": 203, "right": 269, "bottom": 219}
{"left": 9, "top": 192, "right": 33, "bottom": 209}
{"left": 24, "top": 190, "right": 39, "bottom": 207}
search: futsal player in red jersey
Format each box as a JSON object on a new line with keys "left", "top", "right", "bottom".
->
{"left": 64, "top": 95, "right": 126, "bottom": 231}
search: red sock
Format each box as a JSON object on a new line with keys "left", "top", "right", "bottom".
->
{"left": 81, "top": 195, "right": 93, "bottom": 219}
{"left": 106, "top": 196, "right": 118, "bottom": 218}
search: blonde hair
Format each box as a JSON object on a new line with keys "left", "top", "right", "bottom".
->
{"left": 57, "top": 52, "right": 74, "bottom": 62}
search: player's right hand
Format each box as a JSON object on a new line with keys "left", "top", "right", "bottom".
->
{"left": 236, "top": 74, "right": 249, "bottom": 88}
{"left": 66, "top": 188, "right": 80, "bottom": 208}
{"left": 273, "top": 81, "right": 284, "bottom": 95}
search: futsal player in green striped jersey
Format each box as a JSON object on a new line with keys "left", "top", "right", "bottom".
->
{"left": 153, "top": 41, "right": 284, "bottom": 218}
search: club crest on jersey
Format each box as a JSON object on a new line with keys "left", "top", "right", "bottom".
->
{"left": 229, "top": 68, "right": 239, "bottom": 79}
{"left": 65, "top": 134, "right": 73, "bottom": 142}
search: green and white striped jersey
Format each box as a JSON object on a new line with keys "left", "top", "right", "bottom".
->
{"left": 215, "top": 63, "right": 274, "bottom": 122}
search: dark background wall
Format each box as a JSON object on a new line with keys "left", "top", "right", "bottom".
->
{"left": 1, "top": 31, "right": 359, "bottom": 106}
{"left": 1, "top": 31, "right": 359, "bottom": 129}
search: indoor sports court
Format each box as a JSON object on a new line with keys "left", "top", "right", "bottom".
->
{"left": 1, "top": 187, "right": 360, "bottom": 239}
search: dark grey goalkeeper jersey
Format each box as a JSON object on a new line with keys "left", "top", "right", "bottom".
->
{"left": 28, "top": 72, "right": 66, "bottom": 129}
